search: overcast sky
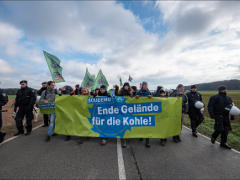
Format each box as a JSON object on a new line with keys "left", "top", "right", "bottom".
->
{"left": 0, "top": 1, "right": 240, "bottom": 90}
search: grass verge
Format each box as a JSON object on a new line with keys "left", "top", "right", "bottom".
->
{"left": 183, "top": 115, "right": 240, "bottom": 151}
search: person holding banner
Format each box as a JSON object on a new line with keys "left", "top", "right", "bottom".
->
{"left": 154, "top": 87, "right": 168, "bottom": 146}
{"left": 135, "top": 81, "right": 152, "bottom": 148}
{"left": 93, "top": 88, "right": 100, "bottom": 97}
{"left": 74, "top": 84, "right": 81, "bottom": 95}
{"left": 171, "top": 84, "right": 188, "bottom": 143}
{"left": 39, "top": 81, "right": 57, "bottom": 142}
{"left": 114, "top": 82, "right": 133, "bottom": 148}
{"left": 98, "top": 85, "right": 111, "bottom": 145}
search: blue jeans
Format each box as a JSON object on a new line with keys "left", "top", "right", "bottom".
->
{"left": 48, "top": 112, "right": 55, "bottom": 136}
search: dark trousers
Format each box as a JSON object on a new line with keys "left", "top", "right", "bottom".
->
{"left": 0, "top": 109, "right": 2, "bottom": 130}
{"left": 212, "top": 128, "right": 228, "bottom": 145}
{"left": 15, "top": 107, "right": 33, "bottom": 133}
{"left": 43, "top": 114, "right": 49, "bottom": 126}
{"left": 189, "top": 112, "right": 203, "bottom": 133}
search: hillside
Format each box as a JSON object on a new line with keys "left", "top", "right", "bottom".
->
{"left": 185, "top": 79, "right": 240, "bottom": 91}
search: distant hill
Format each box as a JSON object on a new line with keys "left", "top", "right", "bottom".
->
{"left": 185, "top": 79, "right": 240, "bottom": 91}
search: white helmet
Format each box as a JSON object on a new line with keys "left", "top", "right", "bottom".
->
{"left": 36, "top": 96, "right": 41, "bottom": 103}
{"left": 194, "top": 101, "right": 204, "bottom": 109}
{"left": 229, "top": 106, "right": 240, "bottom": 116}
{"left": 200, "top": 107, "right": 204, "bottom": 114}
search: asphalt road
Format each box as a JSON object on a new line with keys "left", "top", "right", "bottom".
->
{"left": 1, "top": 127, "right": 240, "bottom": 179}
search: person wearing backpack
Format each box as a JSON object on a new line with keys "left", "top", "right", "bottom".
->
{"left": 0, "top": 88, "right": 8, "bottom": 143}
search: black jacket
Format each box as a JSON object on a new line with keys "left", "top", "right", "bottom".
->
{"left": 0, "top": 89, "right": 8, "bottom": 107}
{"left": 98, "top": 91, "right": 110, "bottom": 97}
{"left": 37, "top": 87, "right": 47, "bottom": 96}
{"left": 208, "top": 92, "right": 233, "bottom": 131}
{"left": 115, "top": 87, "right": 132, "bottom": 97}
{"left": 186, "top": 91, "right": 203, "bottom": 112}
{"left": 208, "top": 92, "right": 232, "bottom": 118}
{"left": 15, "top": 87, "right": 36, "bottom": 109}
{"left": 74, "top": 88, "right": 80, "bottom": 95}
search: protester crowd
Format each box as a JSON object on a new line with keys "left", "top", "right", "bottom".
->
{"left": 0, "top": 79, "right": 238, "bottom": 151}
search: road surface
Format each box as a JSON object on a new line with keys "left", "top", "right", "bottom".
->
{"left": 0, "top": 127, "right": 240, "bottom": 179}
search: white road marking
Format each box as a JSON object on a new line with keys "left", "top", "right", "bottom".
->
{"left": 0, "top": 123, "right": 43, "bottom": 146}
{"left": 183, "top": 125, "right": 240, "bottom": 154}
{"left": 117, "top": 138, "right": 126, "bottom": 180}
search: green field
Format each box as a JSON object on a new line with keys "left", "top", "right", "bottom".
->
{"left": 199, "top": 90, "right": 240, "bottom": 122}
{"left": 184, "top": 90, "right": 240, "bottom": 151}
{"left": 8, "top": 95, "right": 16, "bottom": 98}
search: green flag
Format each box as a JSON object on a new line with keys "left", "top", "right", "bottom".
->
{"left": 120, "top": 77, "right": 123, "bottom": 86}
{"left": 43, "top": 51, "right": 65, "bottom": 83}
{"left": 93, "top": 69, "right": 109, "bottom": 90}
{"left": 81, "top": 68, "right": 95, "bottom": 88}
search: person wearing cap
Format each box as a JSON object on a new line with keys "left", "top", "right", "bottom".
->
{"left": 14, "top": 80, "right": 36, "bottom": 136}
{"left": 135, "top": 81, "right": 152, "bottom": 148}
{"left": 171, "top": 84, "right": 188, "bottom": 143}
{"left": 154, "top": 86, "right": 168, "bottom": 146}
{"left": 37, "top": 82, "right": 49, "bottom": 127}
{"left": 208, "top": 86, "right": 233, "bottom": 149}
{"left": 0, "top": 87, "right": 8, "bottom": 143}
{"left": 98, "top": 85, "right": 111, "bottom": 145}
{"left": 186, "top": 85, "right": 204, "bottom": 137}
{"left": 114, "top": 82, "right": 133, "bottom": 148}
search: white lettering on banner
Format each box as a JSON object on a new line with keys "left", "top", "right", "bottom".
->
{"left": 123, "top": 116, "right": 152, "bottom": 126}
{"left": 97, "top": 103, "right": 159, "bottom": 115}
{"left": 97, "top": 106, "right": 119, "bottom": 115}
{"left": 121, "top": 103, "right": 159, "bottom": 114}
{"left": 92, "top": 117, "right": 105, "bottom": 125}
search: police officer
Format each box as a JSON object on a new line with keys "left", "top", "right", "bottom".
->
{"left": 208, "top": 86, "right": 232, "bottom": 149}
{"left": 14, "top": 80, "right": 36, "bottom": 136}
{"left": 37, "top": 82, "right": 49, "bottom": 127}
{"left": 0, "top": 88, "right": 8, "bottom": 143}
{"left": 186, "top": 85, "right": 204, "bottom": 137}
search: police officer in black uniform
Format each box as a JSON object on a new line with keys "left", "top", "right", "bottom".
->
{"left": 208, "top": 86, "right": 233, "bottom": 149}
{"left": 14, "top": 80, "right": 36, "bottom": 136}
{"left": 186, "top": 85, "right": 204, "bottom": 137}
{"left": 37, "top": 82, "right": 49, "bottom": 127}
{"left": 0, "top": 88, "right": 8, "bottom": 143}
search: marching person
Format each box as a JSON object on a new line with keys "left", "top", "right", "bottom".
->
{"left": 93, "top": 88, "right": 100, "bottom": 97}
{"left": 81, "top": 88, "right": 91, "bottom": 96}
{"left": 208, "top": 86, "right": 233, "bottom": 149}
{"left": 115, "top": 82, "right": 133, "bottom": 148}
{"left": 131, "top": 86, "right": 138, "bottom": 96}
{"left": 74, "top": 84, "right": 81, "bottom": 95}
{"left": 37, "top": 82, "right": 49, "bottom": 127}
{"left": 154, "top": 87, "right": 168, "bottom": 146}
{"left": 98, "top": 85, "right": 111, "bottom": 145}
{"left": 14, "top": 80, "right": 36, "bottom": 136}
{"left": 39, "top": 81, "right": 57, "bottom": 142}
{"left": 135, "top": 81, "right": 152, "bottom": 148}
{"left": 186, "top": 85, "right": 204, "bottom": 137}
{"left": 0, "top": 88, "right": 8, "bottom": 143}
{"left": 171, "top": 84, "right": 188, "bottom": 143}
